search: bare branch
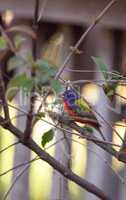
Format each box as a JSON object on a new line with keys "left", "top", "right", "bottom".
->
{"left": 55, "top": 0, "right": 118, "bottom": 79}
{"left": 37, "top": 0, "right": 49, "bottom": 22}
{"left": 115, "top": 93, "right": 126, "bottom": 101}
{"left": 27, "top": 141, "right": 112, "bottom": 200}
{"left": 49, "top": 112, "right": 118, "bottom": 158}
{"left": 3, "top": 165, "right": 31, "bottom": 200}
{"left": 0, "top": 137, "right": 64, "bottom": 177}
{"left": 0, "top": 115, "right": 111, "bottom": 199}
{"left": 40, "top": 115, "right": 121, "bottom": 148}
{"left": 71, "top": 137, "right": 126, "bottom": 186}
{"left": 0, "top": 69, "right": 10, "bottom": 120}
{"left": 0, "top": 157, "right": 38, "bottom": 177}
{"left": 71, "top": 79, "right": 126, "bottom": 84}
{"left": 0, "top": 25, "right": 16, "bottom": 53}
{"left": 0, "top": 141, "right": 19, "bottom": 155}
{"left": 4, "top": 102, "right": 122, "bottom": 149}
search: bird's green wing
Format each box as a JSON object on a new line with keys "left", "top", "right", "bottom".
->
{"left": 75, "top": 98, "right": 91, "bottom": 113}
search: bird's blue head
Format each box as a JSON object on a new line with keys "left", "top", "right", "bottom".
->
{"left": 63, "top": 89, "right": 79, "bottom": 107}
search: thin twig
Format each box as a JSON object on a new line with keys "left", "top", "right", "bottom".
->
{"left": 3, "top": 165, "right": 30, "bottom": 200}
{"left": 55, "top": 0, "right": 117, "bottom": 79}
{"left": 37, "top": 0, "right": 49, "bottom": 22}
{"left": 68, "top": 81, "right": 125, "bottom": 143}
{"left": 68, "top": 82, "right": 125, "bottom": 142}
{"left": 0, "top": 25, "right": 16, "bottom": 53}
{"left": 0, "top": 142, "right": 19, "bottom": 155}
{"left": 2, "top": 137, "right": 65, "bottom": 200}
{"left": 41, "top": 115, "right": 121, "bottom": 148}
{"left": 0, "top": 137, "right": 64, "bottom": 177}
{"left": 65, "top": 68, "right": 126, "bottom": 79}
{"left": 0, "top": 69, "right": 10, "bottom": 120}
{"left": 115, "top": 93, "right": 126, "bottom": 101}
{"left": 71, "top": 79, "right": 126, "bottom": 84}
{"left": 93, "top": 107, "right": 124, "bottom": 142}
{"left": 0, "top": 115, "right": 115, "bottom": 199}
{"left": 4, "top": 100, "right": 122, "bottom": 152}
{"left": 114, "top": 123, "right": 126, "bottom": 127}
{"left": 4, "top": 102, "right": 121, "bottom": 148}
{"left": 71, "top": 137, "right": 126, "bottom": 186}
{"left": 0, "top": 157, "right": 38, "bottom": 177}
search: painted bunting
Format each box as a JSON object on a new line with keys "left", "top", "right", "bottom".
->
{"left": 63, "top": 88, "right": 105, "bottom": 139}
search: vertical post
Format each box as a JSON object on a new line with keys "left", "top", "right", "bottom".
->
{"left": 117, "top": 31, "right": 126, "bottom": 200}
{"left": 84, "top": 28, "right": 116, "bottom": 200}
{"left": 24, "top": 0, "right": 39, "bottom": 140}
{"left": 10, "top": 0, "right": 40, "bottom": 198}
{"left": 50, "top": 26, "right": 73, "bottom": 200}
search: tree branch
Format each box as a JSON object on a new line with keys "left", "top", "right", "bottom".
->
{"left": 0, "top": 157, "right": 38, "bottom": 177}
{"left": 0, "top": 137, "right": 64, "bottom": 177}
{"left": 0, "top": 141, "right": 19, "bottom": 155}
{"left": 3, "top": 165, "right": 30, "bottom": 200}
{"left": 0, "top": 69, "right": 10, "bottom": 120}
{"left": 0, "top": 116, "right": 111, "bottom": 200}
{"left": 55, "top": 0, "right": 117, "bottom": 79}
{"left": 49, "top": 112, "right": 118, "bottom": 158}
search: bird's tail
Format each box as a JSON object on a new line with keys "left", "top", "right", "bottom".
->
{"left": 72, "top": 116, "right": 106, "bottom": 140}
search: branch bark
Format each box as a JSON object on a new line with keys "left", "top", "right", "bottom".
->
{"left": 55, "top": 0, "right": 118, "bottom": 79}
{"left": 0, "top": 69, "right": 10, "bottom": 119}
{"left": 49, "top": 112, "right": 118, "bottom": 157}
{"left": 0, "top": 116, "right": 111, "bottom": 200}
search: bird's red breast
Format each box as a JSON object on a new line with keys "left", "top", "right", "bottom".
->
{"left": 63, "top": 100, "right": 76, "bottom": 116}
{"left": 63, "top": 100, "right": 100, "bottom": 129}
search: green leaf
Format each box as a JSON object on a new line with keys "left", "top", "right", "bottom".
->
{"left": 83, "top": 125, "right": 93, "bottom": 133}
{"left": 37, "top": 59, "right": 50, "bottom": 69}
{"left": 103, "top": 83, "right": 116, "bottom": 101}
{"left": 92, "top": 56, "right": 109, "bottom": 80}
{"left": 36, "top": 59, "right": 56, "bottom": 71}
{"left": 7, "top": 56, "right": 25, "bottom": 71}
{"left": 37, "top": 112, "right": 45, "bottom": 118}
{"left": 7, "top": 74, "right": 33, "bottom": 101}
{"left": 6, "top": 87, "right": 18, "bottom": 101}
{"left": 36, "top": 60, "right": 57, "bottom": 83}
{"left": 41, "top": 129, "right": 54, "bottom": 148}
{"left": 8, "top": 74, "right": 28, "bottom": 88}
{"left": 51, "top": 80, "right": 62, "bottom": 93}
{"left": 0, "top": 36, "right": 7, "bottom": 50}
{"left": 14, "top": 35, "right": 26, "bottom": 49}
{"left": 47, "top": 68, "right": 57, "bottom": 77}
{"left": 106, "top": 89, "right": 114, "bottom": 97}
{"left": 37, "top": 73, "right": 50, "bottom": 84}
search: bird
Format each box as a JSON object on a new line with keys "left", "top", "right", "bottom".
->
{"left": 62, "top": 88, "right": 105, "bottom": 140}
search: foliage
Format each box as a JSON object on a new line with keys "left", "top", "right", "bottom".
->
{"left": 41, "top": 129, "right": 54, "bottom": 147}
{"left": 92, "top": 56, "right": 125, "bottom": 100}
{"left": 92, "top": 56, "right": 109, "bottom": 80}
{"left": 0, "top": 36, "right": 7, "bottom": 50}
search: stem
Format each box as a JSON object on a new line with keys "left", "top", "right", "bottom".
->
{"left": 55, "top": 0, "right": 117, "bottom": 79}
{"left": 24, "top": 0, "right": 40, "bottom": 141}
{"left": 0, "top": 69, "right": 10, "bottom": 120}
{"left": 0, "top": 115, "right": 112, "bottom": 199}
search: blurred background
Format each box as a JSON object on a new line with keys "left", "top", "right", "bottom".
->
{"left": 0, "top": 0, "right": 126, "bottom": 200}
